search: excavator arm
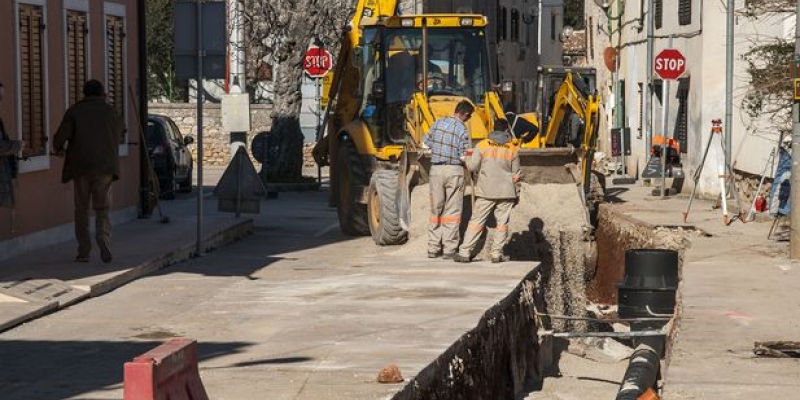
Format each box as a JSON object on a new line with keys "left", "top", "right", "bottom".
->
{"left": 312, "top": 0, "right": 401, "bottom": 167}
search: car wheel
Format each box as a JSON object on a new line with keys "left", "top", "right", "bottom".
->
{"left": 179, "top": 165, "right": 193, "bottom": 193}
{"left": 161, "top": 166, "right": 177, "bottom": 200}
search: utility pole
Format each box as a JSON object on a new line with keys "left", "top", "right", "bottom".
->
{"left": 645, "top": 0, "right": 654, "bottom": 158}
{"left": 725, "top": 0, "right": 734, "bottom": 188}
{"left": 791, "top": 2, "right": 800, "bottom": 259}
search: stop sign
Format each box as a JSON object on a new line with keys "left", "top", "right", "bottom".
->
{"left": 303, "top": 46, "right": 333, "bottom": 78}
{"left": 654, "top": 49, "right": 686, "bottom": 80}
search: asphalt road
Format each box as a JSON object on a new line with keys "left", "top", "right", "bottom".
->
{"left": 0, "top": 186, "right": 532, "bottom": 400}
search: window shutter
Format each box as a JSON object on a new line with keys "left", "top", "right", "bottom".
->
{"left": 655, "top": 0, "right": 662, "bottom": 29}
{"left": 105, "top": 15, "right": 125, "bottom": 143}
{"left": 19, "top": 4, "right": 46, "bottom": 158}
{"left": 674, "top": 78, "right": 690, "bottom": 153}
{"left": 678, "top": 0, "right": 691, "bottom": 26}
{"left": 66, "top": 10, "right": 88, "bottom": 106}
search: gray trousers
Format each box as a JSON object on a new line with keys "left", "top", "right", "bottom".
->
{"left": 458, "top": 198, "right": 514, "bottom": 258}
{"left": 428, "top": 165, "right": 465, "bottom": 255}
{"left": 74, "top": 174, "right": 113, "bottom": 257}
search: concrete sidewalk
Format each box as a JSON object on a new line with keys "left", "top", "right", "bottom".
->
{"left": 0, "top": 193, "right": 253, "bottom": 333}
{"left": 605, "top": 183, "right": 800, "bottom": 399}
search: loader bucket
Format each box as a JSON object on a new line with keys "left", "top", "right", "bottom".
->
{"left": 518, "top": 148, "right": 580, "bottom": 185}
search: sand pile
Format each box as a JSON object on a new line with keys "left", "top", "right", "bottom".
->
{"left": 390, "top": 182, "right": 591, "bottom": 331}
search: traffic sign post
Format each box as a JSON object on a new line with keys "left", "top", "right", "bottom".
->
{"left": 654, "top": 48, "right": 686, "bottom": 80}
{"left": 653, "top": 41, "right": 685, "bottom": 197}
{"left": 303, "top": 46, "right": 333, "bottom": 79}
{"left": 304, "top": 44, "right": 333, "bottom": 183}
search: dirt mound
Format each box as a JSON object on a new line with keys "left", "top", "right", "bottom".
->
{"left": 391, "top": 182, "right": 590, "bottom": 330}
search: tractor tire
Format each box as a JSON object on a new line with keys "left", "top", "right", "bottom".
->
{"left": 336, "top": 139, "right": 370, "bottom": 236}
{"left": 368, "top": 169, "right": 409, "bottom": 245}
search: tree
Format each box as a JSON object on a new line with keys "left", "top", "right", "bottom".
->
{"left": 740, "top": 0, "right": 795, "bottom": 132}
{"left": 145, "top": 0, "right": 187, "bottom": 102}
{"left": 240, "top": 0, "right": 355, "bottom": 183}
{"left": 564, "top": 0, "right": 586, "bottom": 29}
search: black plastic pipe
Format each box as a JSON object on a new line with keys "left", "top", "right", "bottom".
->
{"left": 615, "top": 341, "right": 663, "bottom": 400}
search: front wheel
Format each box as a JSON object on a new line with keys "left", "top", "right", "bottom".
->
{"left": 368, "top": 169, "right": 408, "bottom": 245}
{"left": 336, "top": 139, "right": 369, "bottom": 236}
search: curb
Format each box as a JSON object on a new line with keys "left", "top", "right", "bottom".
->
{"left": 0, "top": 219, "right": 253, "bottom": 333}
{"left": 89, "top": 219, "right": 254, "bottom": 297}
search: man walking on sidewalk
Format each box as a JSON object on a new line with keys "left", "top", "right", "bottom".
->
{"left": 423, "top": 100, "right": 474, "bottom": 259}
{"left": 54, "top": 80, "right": 124, "bottom": 263}
{"left": 454, "top": 119, "right": 520, "bottom": 263}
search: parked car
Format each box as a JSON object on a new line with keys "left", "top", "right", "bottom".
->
{"left": 146, "top": 115, "right": 194, "bottom": 199}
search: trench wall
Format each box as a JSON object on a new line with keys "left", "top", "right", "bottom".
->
{"left": 391, "top": 267, "right": 552, "bottom": 400}
{"left": 589, "top": 205, "right": 687, "bottom": 369}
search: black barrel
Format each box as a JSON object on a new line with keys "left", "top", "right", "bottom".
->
{"left": 618, "top": 249, "right": 679, "bottom": 321}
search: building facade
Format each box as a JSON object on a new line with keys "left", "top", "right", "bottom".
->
{"left": 589, "top": 0, "right": 792, "bottom": 196}
{"left": 0, "top": 0, "right": 143, "bottom": 260}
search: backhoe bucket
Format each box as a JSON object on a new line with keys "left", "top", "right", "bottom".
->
{"left": 518, "top": 148, "right": 580, "bottom": 185}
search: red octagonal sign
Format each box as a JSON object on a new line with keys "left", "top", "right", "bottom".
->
{"left": 654, "top": 48, "right": 686, "bottom": 80}
{"left": 303, "top": 46, "right": 333, "bottom": 78}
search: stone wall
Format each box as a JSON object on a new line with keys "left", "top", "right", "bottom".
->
{"left": 148, "top": 103, "right": 273, "bottom": 166}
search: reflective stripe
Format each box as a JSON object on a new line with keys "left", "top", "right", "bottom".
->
{"left": 496, "top": 225, "right": 509, "bottom": 232}
{"left": 440, "top": 215, "right": 461, "bottom": 224}
{"left": 431, "top": 215, "right": 461, "bottom": 224}
{"left": 468, "top": 223, "right": 484, "bottom": 232}
{"left": 481, "top": 148, "right": 516, "bottom": 161}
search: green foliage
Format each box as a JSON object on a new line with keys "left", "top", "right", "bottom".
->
{"left": 564, "top": 0, "right": 586, "bottom": 29}
{"left": 145, "top": 0, "right": 187, "bottom": 101}
{"left": 741, "top": 38, "right": 793, "bottom": 128}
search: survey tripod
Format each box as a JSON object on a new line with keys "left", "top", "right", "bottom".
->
{"left": 683, "top": 119, "right": 744, "bottom": 225}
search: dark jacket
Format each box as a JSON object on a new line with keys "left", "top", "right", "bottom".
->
{"left": 0, "top": 118, "right": 22, "bottom": 208}
{"left": 54, "top": 96, "right": 124, "bottom": 183}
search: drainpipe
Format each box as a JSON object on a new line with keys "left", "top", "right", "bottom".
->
{"left": 615, "top": 340, "right": 663, "bottom": 400}
{"left": 137, "top": 0, "right": 149, "bottom": 217}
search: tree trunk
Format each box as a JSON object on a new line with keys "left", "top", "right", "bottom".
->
{"left": 265, "top": 59, "right": 305, "bottom": 183}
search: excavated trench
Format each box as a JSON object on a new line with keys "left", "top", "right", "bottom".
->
{"left": 390, "top": 184, "right": 688, "bottom": 400}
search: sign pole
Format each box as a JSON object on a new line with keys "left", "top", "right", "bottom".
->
{"left": 792, "top": 0, "right": 800, "bottom": 258}
{"left": 660, "top": 35, "right": 673, "bottom": 198}
{"left": 196, "top": 0, "right": 204, "bottom": 256}
{"left": 316, "top": 76, "right": 322, "bottom": 184}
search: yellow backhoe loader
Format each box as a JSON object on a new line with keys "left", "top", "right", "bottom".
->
{"left": 312, "top": 0, "right": 603, "bottom": 244}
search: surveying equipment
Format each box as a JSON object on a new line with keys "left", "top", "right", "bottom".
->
{"left": 683, "top": 119, "right": 744, "bottom": 225}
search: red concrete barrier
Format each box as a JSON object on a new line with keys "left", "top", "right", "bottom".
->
{"left": 123, "top": 338, "right": 209, "bottom": 400}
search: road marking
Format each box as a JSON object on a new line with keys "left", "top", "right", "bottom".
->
{"left": 314, "top": 222, "right": 340, "bottom": 238}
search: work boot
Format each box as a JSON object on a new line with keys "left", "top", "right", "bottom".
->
{"left": 428, "top": 250, "right": 442, "bottom": 259}
{"left": 453, "top": 254, "right": 471, "bottom": 263}
{"left": 491, "top": 254, "right": 510, "bottom": 263}
{"left": 442, "top": 253, "right": 456, "bottom": 260}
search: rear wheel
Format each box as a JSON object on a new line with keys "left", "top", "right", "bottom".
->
{"left": 368, "top": 169, "right": 408, "bottom": 245}
{"left": 179, "top": 165, "right": 193, "bottom": 193}
{"left": 161, "top": 166, "right": 176, "bottom": 200}
{"left": 337, "top": 139, "right": 369, "bottom": 236}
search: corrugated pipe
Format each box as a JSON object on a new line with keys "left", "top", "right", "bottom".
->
{"left": 615, "top": 341, "right": 663, "bottom": 400}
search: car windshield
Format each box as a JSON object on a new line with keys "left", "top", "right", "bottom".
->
{"left": 384, "top": 27, "right": 489, "bottom": 104}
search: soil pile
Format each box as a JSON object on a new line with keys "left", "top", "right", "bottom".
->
{"left": 391, "top": 182, "right": 591, "bottom": 331}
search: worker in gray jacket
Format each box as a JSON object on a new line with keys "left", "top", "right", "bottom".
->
{"left": 454, "top": 119, "right": 520, "bottom": 263}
